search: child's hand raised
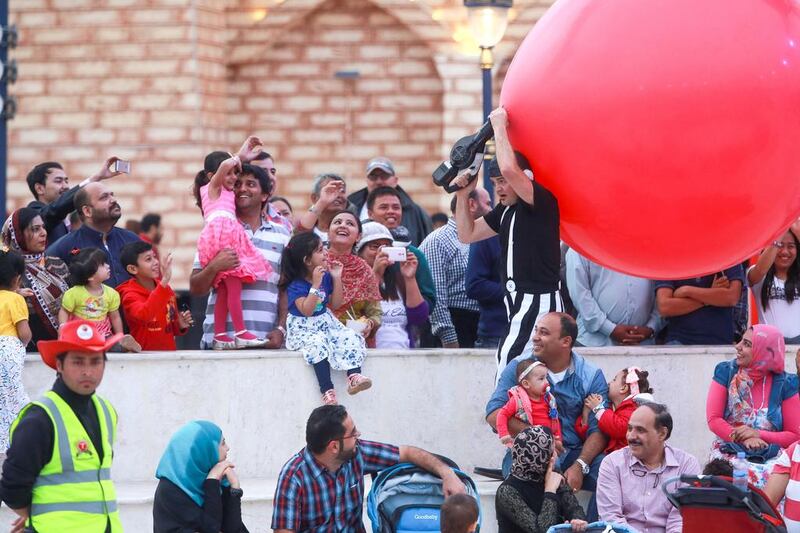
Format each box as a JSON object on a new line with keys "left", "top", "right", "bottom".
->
{"left": 328, "top": 260, "right": 343, "bottom": 279}
{"left": 237, "top": 135, "right": 263, "bottom": 163}
{"left": 16, "top": 288, "right": 34, "bottom": 298}
{"left": 160, "top": 253, "right": 174, "bottom": 287}
{"left": 312, "top": 266, "right": 326, "bottom": 288}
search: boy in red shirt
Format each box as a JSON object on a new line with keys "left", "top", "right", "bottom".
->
{"left": 117, "top": 241, "right": 192, "bottom": 350}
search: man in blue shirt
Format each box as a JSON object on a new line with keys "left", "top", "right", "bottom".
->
{"left": 465, "top": 236, "right": 506, "bottom": 349}
{"left": 486, "top": 312, "right": 608, "bottom": 520}
{"left": 655, "top": 264, "right": 745, "bottom": 344}
{"left": 46, "top": 182, "right": 141, "bottom": 288}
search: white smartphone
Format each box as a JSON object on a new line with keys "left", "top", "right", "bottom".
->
{"left": 384, "top": 246, "right": 407, "bottom": 262}
{"left": 114, "top": 160, "right": 131, "bottom": 173}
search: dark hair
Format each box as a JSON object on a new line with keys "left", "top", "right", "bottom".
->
{"left": 485, "top": 152, "right": 531, "bottom": 179}
{"left": 762, "top": 229, "right": 800, "bottom": 309}
{"left": 26, "top": 162, "right": 64, "bottom": 200}
{"left": 623, "top": 367, "right": 654, "bottom": 395}
{"left": 331, "top": 209, "right": 363, "bottom": 235}
{"left": 279, "top": 232, "right": 322, "bottom": 290}
{"left": 140, "top": 213, "right": 161, "bottom": 233}
{"left": 450, "top": 189, "right": 480, "bottom": 214}
{"left": 252, "top": 151, "right": 273, "bottom": 162}
{"left": 441, "top": 494, "right": 478, "bottom": 533}
{"left": 0, "top": 250, "right": 25, "bottom": 289}
{"left": 366, "top": 186, "right": 401, "bottom": 211}
{"left": 432, "top": 212, "right": 448, "bottom": 226}
{"left": 515, "top": 359, "right": 542, "bottom": 382}
{"left": 73, "top": 187, "right": 92, "bottom": 221}
{"left": 555, "top": 312, "right": 578, "bottom": 348}
{"left": 703, "top": 458, "right": 734, "bottom": 477}
{"left": 15, "top": 207, "right": 41, "bottom": 237}
{"left": 270, "top": 196, "right": 293, "bottom": 213}
{"left": 193, "top": 151, "right": 230, "bottom": 209}
{"left": 67, "top": 248, "right": 108, "bottom": 286}
{"left": 120, "top": 241, "right": 153, "bottom": 273}
{"left": 306, "top": 405, "right": 348, "bottom": 454}
{"left": 239, "top": 163, "right": 273, "bottom": 207}
{"left": 639, "top": 402, "right": 673, "bottom": 439}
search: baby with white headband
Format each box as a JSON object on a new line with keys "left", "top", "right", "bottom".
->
{"left": 495, "top": 359, "right": 563, "bottom": 451}
{"left": 585, "top": 366, "right": 654, "bottom": 454}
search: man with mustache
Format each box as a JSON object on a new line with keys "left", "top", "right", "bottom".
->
{"left": 597, "top": 403, "right": 700, "bottom": 533}
{"left": 0, "top": 320, "right": 123, "bottom": 533}
{"left": 26, "top": 157, "right": 127, "bottom": 245}
{"left": 46, "top": 182, "right": 141, "bottom": 288}
{"left": 272, "top": 405, "right": 465, "bottom": 533}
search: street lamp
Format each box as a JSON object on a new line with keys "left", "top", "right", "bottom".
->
{"left": 464, "top": 0, "right": 511, "bottom": 196}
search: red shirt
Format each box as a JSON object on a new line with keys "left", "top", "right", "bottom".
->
{"left": 598, "top": 396, "right": 638, "bottom": 453}
{"left": 117, "top": 278, "right": 186, "bottom": 350}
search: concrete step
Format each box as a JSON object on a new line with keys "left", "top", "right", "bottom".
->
{"left": 0, "top": 476, "right": 502, "bottom": 533}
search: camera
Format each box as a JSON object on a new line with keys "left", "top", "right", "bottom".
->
{"left": 114, "top": 160, "right": 131, "bottom": 173}
{"left": 383, "top": 246, "right": 407, "bottom": 262}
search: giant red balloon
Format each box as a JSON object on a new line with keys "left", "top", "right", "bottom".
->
{"left": 500, "top": 0, "right": 800, "bottom": 279}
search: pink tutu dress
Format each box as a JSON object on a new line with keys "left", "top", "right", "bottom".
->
{"left": 197, "top": 184, "right": 271, "bottom": 287}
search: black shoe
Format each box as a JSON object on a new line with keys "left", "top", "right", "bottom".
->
{"left": 473, "top": 467, "right": 504, "bottom": 480}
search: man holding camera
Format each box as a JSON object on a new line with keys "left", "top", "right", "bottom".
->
{"left": 452, "top": 107, "right": 562, "bottom": 374}
{"left": 419, "top": 189, "right": 491, "bottom": 348}
{"left": 26, "top": 157, "right": 127, "bottom": 245}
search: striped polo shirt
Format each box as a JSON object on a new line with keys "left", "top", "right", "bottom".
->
{"left": 193, "top": 217, "right": 290, "bottom": 348}
{"left": 774, "top": 442, "right": 800, "bottom": 532}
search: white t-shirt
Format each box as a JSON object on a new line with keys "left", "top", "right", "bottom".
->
{"left": 375, "top": 294, "right": 409, "bottom": 349}
{"left": 752, "top": 274, "right": 800, "bottom": 339}
{"left": 549, "top": 369, "right": 568, "bottom": 384}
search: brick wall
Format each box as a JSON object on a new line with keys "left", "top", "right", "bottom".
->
{"left": 6, "top": 0, "right": 552, "bottom": 288}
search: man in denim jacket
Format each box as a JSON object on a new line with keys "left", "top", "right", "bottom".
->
{"left": 486, "top": 312, "right": 609, "bottom": 520}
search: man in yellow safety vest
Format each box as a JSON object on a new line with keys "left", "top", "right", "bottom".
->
{"left": 0, "top": 320, "right": 123, "bottom": 532}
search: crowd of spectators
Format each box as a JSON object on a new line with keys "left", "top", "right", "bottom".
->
{"left": 1, "top": 118, "right": 800, "bottom": 532}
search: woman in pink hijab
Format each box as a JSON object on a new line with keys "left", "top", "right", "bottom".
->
{"left": 706, "top": 324, "right": 800, "bottom": 488}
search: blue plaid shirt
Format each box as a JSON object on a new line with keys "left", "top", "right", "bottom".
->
{"left": 272, "top": 440, "right": 400, "bottom": 532}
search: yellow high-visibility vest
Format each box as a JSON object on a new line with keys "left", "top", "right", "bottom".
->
{"left": 10, "top": 390, "right": 123, "bottom": 532}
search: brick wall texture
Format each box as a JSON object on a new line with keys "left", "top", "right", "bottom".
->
{"left": 6, "top": 0, "right": 554, "bottom": 287}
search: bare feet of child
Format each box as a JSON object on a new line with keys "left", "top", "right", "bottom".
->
{"left": 118, "top": 334, "right": 142, "bottom": 353}
{"left": 347, "top": 374, "right": 372, "bottom": 395}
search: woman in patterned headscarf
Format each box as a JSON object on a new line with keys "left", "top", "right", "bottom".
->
{"left": 1, "top": 207, "right": 70, "bottom": 349}
{"left": 706, "top": 323, "right": 800, "bottom": 488}
{"left": 495, "top": 426, "right": 588, "bottom": 533}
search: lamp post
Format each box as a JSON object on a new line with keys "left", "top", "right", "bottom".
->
{"left": 464, "top": 0, "right": 511, "bottom": 197}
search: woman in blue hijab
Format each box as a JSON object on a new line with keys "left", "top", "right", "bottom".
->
{"left": 153, "top": 420, "right": 248, "bottom": 532}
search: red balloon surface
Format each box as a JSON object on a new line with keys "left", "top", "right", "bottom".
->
{"left": 500, "top": 0, "right": 800, "bottom": 279}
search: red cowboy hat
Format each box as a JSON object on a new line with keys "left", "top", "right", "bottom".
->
{"left": 37, "top": 320, "right": 124, "bottom": 369}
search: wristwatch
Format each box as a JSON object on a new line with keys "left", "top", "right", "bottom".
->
{"left": 229, "top": 487, "right": 244, "bottom": 498}
{"left": 591, "top": 401, "right": 605, "bottom": 414}
{"left": 576, "top": 458, "right": 590, "bottom": 475}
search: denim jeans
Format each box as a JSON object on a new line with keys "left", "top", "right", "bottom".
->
{"left": 475, "top": 336, "right": 501, "bottom": 349}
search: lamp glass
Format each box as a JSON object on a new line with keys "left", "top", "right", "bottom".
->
{"left": 466, "top": 5, "right": 509, "bottom": 48}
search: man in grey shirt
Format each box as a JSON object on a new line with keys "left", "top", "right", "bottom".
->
{"left": 566, "top": 248, "right": 661, "bottom": 347}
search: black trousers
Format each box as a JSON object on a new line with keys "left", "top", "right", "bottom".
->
{"left": 449, "top": 307, "right": 480, "bottom": 348}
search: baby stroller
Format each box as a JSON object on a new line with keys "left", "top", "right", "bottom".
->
{"left": 662, "top": 474, "right": 786, "bottom": 533}
{"left": 547, "top": 524, "right": 640, "bottom": 533}
{"left": 367, "top": 457, "right": 481, "bottom": 533}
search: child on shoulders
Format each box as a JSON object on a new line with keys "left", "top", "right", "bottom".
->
{"left": 117, "top": 241, "right": 193, "bottom": 351}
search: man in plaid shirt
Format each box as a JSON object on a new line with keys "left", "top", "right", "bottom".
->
{"left": 272, "top": 405, "right": 465, "bottom": 533}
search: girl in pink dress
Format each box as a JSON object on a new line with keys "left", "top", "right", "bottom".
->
{"left": 194, "top": 142, "right": 272, "bottom": 349}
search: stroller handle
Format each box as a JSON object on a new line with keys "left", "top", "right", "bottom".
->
{"left": 661, "top": 474, "right": 762, "bottom": 518}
